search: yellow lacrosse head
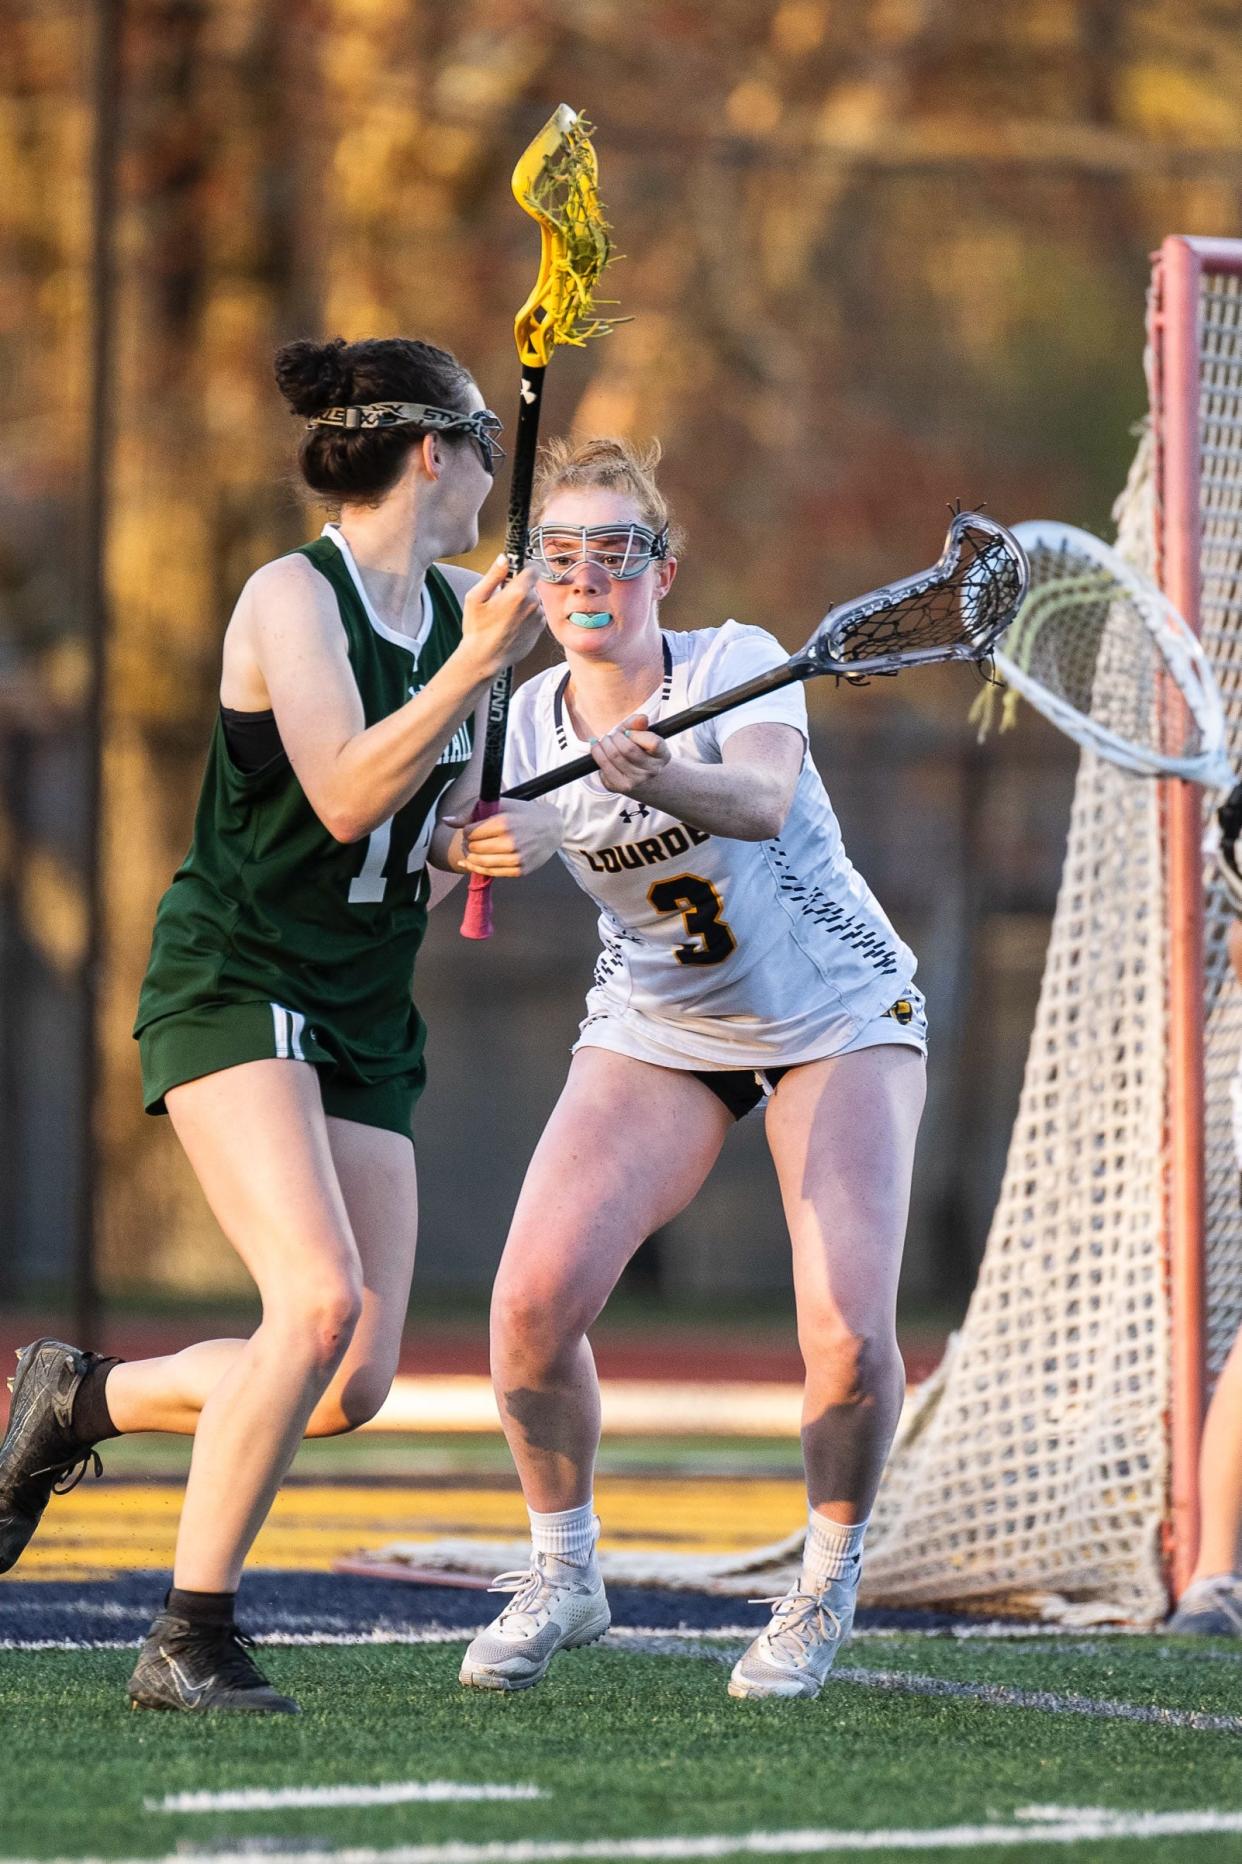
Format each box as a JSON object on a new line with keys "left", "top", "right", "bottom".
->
{"left": 512, "top": 104, "right": 620, "bottom": 369}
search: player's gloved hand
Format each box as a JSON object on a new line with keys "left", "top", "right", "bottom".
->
{"left": 444, "top": 799, "right": 563, "bottom": 878}
{"left": 588, "top": 713, "right": 670, "bottom": 796}
{"left": 459, "top": 557, "right": 546, "bottom": 682}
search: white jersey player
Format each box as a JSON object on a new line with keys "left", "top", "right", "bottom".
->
{"left": 443, "top": 436, "right": 927, "bottom": 1699}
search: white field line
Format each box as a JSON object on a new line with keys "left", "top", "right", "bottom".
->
{"left": 1, "top": 1628, "right": 481, "bottom": 1651}
{"left": 20, "top": 1805, "right": 1242, "bottom": 1862}
{"left": 147, "top": 1783, "right": 544, "bottom": 1813}
{"left": 0, "top": 1628, "right": 771, "bottom": 1654}
{"left": 833, "top": 1666, "right": 1242, "bottom": 1733}
{"left": 364, "top": 1376, "right": 804, "bottom": 1437}
{"left": 0, "top": 1620, "right": 1187, "bottom": 1652}
{"left": 0, "top": 1628, "right": 747, "bottom": 1655}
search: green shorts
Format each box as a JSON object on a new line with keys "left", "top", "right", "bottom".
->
{"left": 137, "top": 999, "right": 424, "bottom": 1142}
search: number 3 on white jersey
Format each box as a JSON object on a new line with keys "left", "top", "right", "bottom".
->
{"left": 648, "top": 873, "right": 737, "bottom": 966}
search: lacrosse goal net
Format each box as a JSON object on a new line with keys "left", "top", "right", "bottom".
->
{"left": 861, "top": 236, "right": 1242, "bottom": 1623}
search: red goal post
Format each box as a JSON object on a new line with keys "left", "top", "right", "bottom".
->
{"left": 1157, "top": 235, "right": 1242, "bottom": 1599}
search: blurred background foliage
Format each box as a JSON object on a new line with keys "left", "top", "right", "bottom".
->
{"left": 1, "top": 0, "right": 1240, "bottom": 1310}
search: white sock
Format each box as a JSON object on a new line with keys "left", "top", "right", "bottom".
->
{"left": 802, "top": 1510, "right": 867, "bottom": 1589}
{"left": 529, "top": 1500, "right": 598, "bottom": 1567}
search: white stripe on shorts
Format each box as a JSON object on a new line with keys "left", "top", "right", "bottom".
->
{"left": 271, "top": 1003, "right": 306, "bottom": 1062}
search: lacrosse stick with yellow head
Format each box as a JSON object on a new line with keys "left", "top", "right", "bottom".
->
{"left": 461, "top": 105, "right": 620, "bottom": 939}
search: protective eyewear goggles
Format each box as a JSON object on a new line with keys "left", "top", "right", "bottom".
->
{"left": 527, "top": 523, "right": 670, "bottom": 583}
{"left": 306, "top": 401, "right": 506, "bottom": 474}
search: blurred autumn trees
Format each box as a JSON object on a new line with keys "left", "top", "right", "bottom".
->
{"left": 2, "top": 0, "right": 1241, "bottom": 1296}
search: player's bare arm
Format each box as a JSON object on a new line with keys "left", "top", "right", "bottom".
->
{"left": 227, "top": 551, "right": 544, "bottom": 843}
{"left": 588, "top": 717, "right": 803, "bottom": 840}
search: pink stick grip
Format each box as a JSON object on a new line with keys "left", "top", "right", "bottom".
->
{"left": 459, "top": 798, "right": 501, "bottom": 940}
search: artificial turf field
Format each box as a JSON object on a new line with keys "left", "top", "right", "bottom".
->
{"left": 3, "top": 1434, "right": 1242, "bottom": 1863}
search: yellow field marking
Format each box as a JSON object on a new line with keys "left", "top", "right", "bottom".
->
{"left": 12, "top": 1477, "right": 807, "bottom": 1579}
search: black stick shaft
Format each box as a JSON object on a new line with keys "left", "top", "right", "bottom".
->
{"left": 503, "top": 658, "right": 815, "bottom": 801}
{"left": 504, "top": 366, "right": 546, "bottom": 569}
{"left": 478, "top": 364, "right": 546, "bottom": 806}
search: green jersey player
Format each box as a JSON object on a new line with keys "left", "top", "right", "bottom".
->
{"left": 0, "top": 334, "right": 556, "bottom": 1711}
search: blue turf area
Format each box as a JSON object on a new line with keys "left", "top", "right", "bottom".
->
{"left": 0, "top": 1571, "right": 971, "bottom": 1645}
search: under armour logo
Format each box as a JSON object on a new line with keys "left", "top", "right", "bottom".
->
{"left": 619, "top": 805, "right": 651, "bottom": 824}
{"left": 520, "top": 379, "right": 537, "bottom": 405}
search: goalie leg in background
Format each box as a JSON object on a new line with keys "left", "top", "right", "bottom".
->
{"left": 1168, "top": 884, "right": 1242, "bottom": 1636}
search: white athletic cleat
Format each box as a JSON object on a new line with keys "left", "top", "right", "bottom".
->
{"left": 727, "top": 1571, "right": 858, "bottom": 1700}
{"left": 459, "top": 1552, "right": 611, "bottom": 1692}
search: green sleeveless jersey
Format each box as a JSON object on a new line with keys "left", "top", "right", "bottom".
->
{"left": 135, "top": 531, "right": 473, "bottom": 1089}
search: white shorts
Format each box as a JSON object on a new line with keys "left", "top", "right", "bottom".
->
{"left": 833, "top": 987, "right": 928, "bottom": 1057}
{"left": 573, "top": 984, "right": 928, "bottom": 1080}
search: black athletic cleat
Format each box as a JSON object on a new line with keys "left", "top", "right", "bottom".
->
{"left": 0, "top": 1338, "right": 106, "bottom": 1573}
{"left": 128, "top": 1610, "right": 301, "bottom": 1714}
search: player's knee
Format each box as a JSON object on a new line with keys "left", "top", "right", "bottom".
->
{"left": 275, "top": 1276, "right": 364, "bottom": 1377}
{"left": 316, "top": 1284, "right": 365, "bottom": 1370}
{"left": 491, "top": 1284, "right": 582, "bottom": 1371}
{"left": 798, "top": 1313, "right": 899, "bottom": 1401}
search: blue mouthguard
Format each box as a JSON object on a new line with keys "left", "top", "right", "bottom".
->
{"left": 568, "top": 611, "right": 614, "bottom": 630}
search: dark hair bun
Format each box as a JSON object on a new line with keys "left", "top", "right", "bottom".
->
{"left": 274, "top": 337, "right": 353, "bottom": 417}
{"left": 279, "top": 333, "right": 474, "bottom": 503}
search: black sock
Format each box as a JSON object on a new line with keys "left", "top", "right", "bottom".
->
{"left": 69, "top": 1357, "right": 123, "bottom": 1445}
{"left": 167, "top": 1587, "right": 237, "bottom": 1628}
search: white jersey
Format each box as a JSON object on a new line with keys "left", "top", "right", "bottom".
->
{"left": 503, "top": 621, "right": 919, "bottom": 1070}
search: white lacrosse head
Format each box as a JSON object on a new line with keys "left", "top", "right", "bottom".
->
{"left": 996, "top": 521, "right": 1236, "bottom": 789}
